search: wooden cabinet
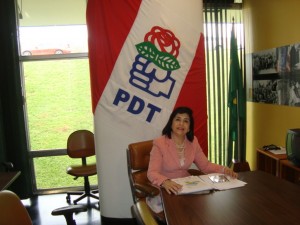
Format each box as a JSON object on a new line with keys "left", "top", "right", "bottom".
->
{"left": 256, "top": 148, "right": 287, "bottom": 177}
{"left": 257, "top": 148, "right": 300, "bottom": 185}
{"left": 280, "top": 160, "right": 300, "bottom": 185}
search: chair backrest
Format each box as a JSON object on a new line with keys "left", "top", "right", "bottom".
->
{"left": 67, "top": 130, "right": 95, "bottom": 159}
{"left": 127, "top": 140, "right": 153, "bottom": 202}
{"left": 0, "top": 190, "right": 32, "bottom": 225}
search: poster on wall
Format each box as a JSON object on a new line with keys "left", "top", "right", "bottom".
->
{"left": 248, "top": 43, "right": 300, "bottom": 107}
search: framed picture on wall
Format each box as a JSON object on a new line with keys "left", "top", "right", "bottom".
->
{"left": 252, "top": 48, "right": 277, "bottom": 78}
{"left": 249, "top": 42, "right": 300, "bottom": 107}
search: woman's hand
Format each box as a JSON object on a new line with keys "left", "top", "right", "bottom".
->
{"left": 161, "top": 179, "right": 182, "bottom": 194}
{"left": 224, "top": 167, "right": 238, "bottom": 178}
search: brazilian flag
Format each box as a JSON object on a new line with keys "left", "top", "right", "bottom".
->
{"left": 227, "top": 22, "right": 246, "bottom": 166}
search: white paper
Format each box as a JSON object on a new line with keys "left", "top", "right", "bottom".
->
{"left": 171, "top": 173, "right": 247, "bottom": 195}
{"left": 269, "top": 147, "right": 286, "bottom": 155}
{"left": 171, "top": 176, "right": 213, "bottom": 195}
{"left": 199, "top": 173, "right": 247, "bottom": 190}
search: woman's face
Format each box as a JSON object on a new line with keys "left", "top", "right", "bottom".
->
{"left": 171, "top": 113, "right": 190, "bottom": 137}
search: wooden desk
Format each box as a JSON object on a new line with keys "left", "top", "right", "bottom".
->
{"left": 161, "top": 171, "right": 300, "bottom": 225}
{"left": 0, "top": 171, "right": 21, "bottom": 190}
{"left": 256, "top": 148, "right": 286, "bottom": 176}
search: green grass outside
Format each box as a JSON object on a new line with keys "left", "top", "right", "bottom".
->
{"left": 24, "top": 59, "right": 97, "bottom": 189}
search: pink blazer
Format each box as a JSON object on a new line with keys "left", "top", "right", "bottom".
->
{"left": 147, "top": 135, "right": 225, "bottom": 186}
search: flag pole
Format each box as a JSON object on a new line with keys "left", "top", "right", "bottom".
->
{"left": 233, "top": 17, "right": 241, "bottom": 162}
{"left": 229, "top": 17, "right": 249, "bottom": 172}
{"left": 237, "top": 89, "right": 240, "bottom": 162}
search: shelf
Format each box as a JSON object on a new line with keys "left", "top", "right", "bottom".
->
{"left": 280, "top": 160, "right": 300, "bottom": 185}
{"left": 256, "top": 148, "right": 287, "bottom": 177}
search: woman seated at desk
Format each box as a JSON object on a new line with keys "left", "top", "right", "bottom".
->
{"left": 147, "top": 106, "right": 237, "bottom": 213}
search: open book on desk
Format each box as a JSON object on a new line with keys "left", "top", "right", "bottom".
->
{"left": 171, "top": 173, "right": 247, "bottom": 195}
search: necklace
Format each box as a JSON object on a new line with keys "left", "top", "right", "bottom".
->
{"left": 176, "top": 143, "right": 185, "bottom": 167}
{"left": 175, "top": 141, "right": 185, "bottom": 155}
{"left": 172, "top": 136, "right": 185, "bottom": 151}
{"left": 176, "top": 143, "right": 185, "bottom": 149}
{"left": 174, "top": 138, "right": 185, "bottom": 149}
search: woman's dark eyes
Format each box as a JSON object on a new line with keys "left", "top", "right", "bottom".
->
{"left": 175, "top": 118, "right": 189, "bottom": 123}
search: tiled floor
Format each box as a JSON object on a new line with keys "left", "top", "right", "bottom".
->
{"left": 22, "top": 193, "right": 101, "bottom": 225}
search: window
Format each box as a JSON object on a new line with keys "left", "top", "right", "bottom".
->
{"left": 18, "top": 0, "right": 95, "bottom": 193}
{"left": 203, "top": 1, "right": 244, "bottom": 165}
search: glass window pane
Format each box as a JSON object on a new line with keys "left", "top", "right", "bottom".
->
{"left": 23, "top": 59, "right": 93, "bottom": 150}
{"left": 19, "top": 25, "right": 88, "bottom": 55}
{"left": 18, "top": 0, "right": 88, "bottom": 55}
{"left": 34, "top": 156, "right": 97, "bottom": 189}
{"left": 18, "top": 0, "right": 93, "bottom": 192}
{"left": 18, "top": 0, "right": 87, "bottom": 26}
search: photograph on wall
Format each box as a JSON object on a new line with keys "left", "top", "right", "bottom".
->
{"left": 252, "top": 80, "right": 278, "bottom": 104}
{"left": 249, "top": 42, "right": 300, "bottom": 107}
{"left": 252, "top": 48, "right": 277, "bottom": 77}
{"left": 277, "top": 44, "right": 300, "bottom": 75}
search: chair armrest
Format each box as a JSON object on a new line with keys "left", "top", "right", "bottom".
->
{"left": 188, "top": 169, "right": 205, "bottom": 176}
{"left": 52, "top": 205, "right": 87, "bottom": 224}
{"left": 52, "top": 205, "right": 87, "bottom": 216}
{"left": 131, "top": 201, "right": 159, "bottom": 225}
{"left": 134, "top": 183, "right": 160, "bottom": 197}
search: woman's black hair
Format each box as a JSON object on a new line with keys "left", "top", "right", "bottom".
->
{"left": 162, "top": 106, "right": 194, "bottom": 142}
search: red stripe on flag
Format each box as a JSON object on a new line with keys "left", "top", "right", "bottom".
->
{"left": 175, "top": 34, "right": 208, "bottom": 155}
{"left": 86, "top": 0, "right": 142, "bottom": 112}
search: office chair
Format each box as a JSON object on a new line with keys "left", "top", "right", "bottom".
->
{"left": 0, "top": 190, "right": 87, "bottom": 225}
{"left": 127, "top": 140, "right": 204, "bottom": 224}
{"left": 127, "top": 140, "right": 165, "bottom": 224}
{"left": 66, "top": 130, "right": 99, "bottom": 205}
{"left": 230, "top": 159, "right": 251, "bottom": 172}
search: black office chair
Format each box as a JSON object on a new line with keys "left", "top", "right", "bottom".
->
{"left": 65, "top": 130, "right": 99, "bottom": 205}
{"left": 0, "top": 190, "right": 87, "bottom": 225}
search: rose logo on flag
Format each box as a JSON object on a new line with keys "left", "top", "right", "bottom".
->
{"left": 129, "top": 26, "right": 181, "bottom": 98}
{"left": 139, "top": 26, "right": 181, "bottom": 70}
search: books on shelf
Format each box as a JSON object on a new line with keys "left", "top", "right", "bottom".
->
{"left": 171, "top": 173, "right": 247, "bottom": 195}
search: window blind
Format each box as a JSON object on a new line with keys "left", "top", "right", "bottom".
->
{"left": 203, "top": 1, "right": 244, "bottom": 165}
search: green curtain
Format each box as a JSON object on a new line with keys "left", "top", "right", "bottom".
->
{"left": 0, "top": 0, "right": 33, "bottom": 199}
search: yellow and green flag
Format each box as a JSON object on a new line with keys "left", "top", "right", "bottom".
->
{"left": 227, "top": 22, "right": 246, "bottom": 165}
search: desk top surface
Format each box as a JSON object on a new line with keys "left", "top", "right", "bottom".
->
{"left": 0, "top": 171, "right": 21, "bottom": 190}
{"left": 161, "top": 171, "right": 300, "bottom": 225}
